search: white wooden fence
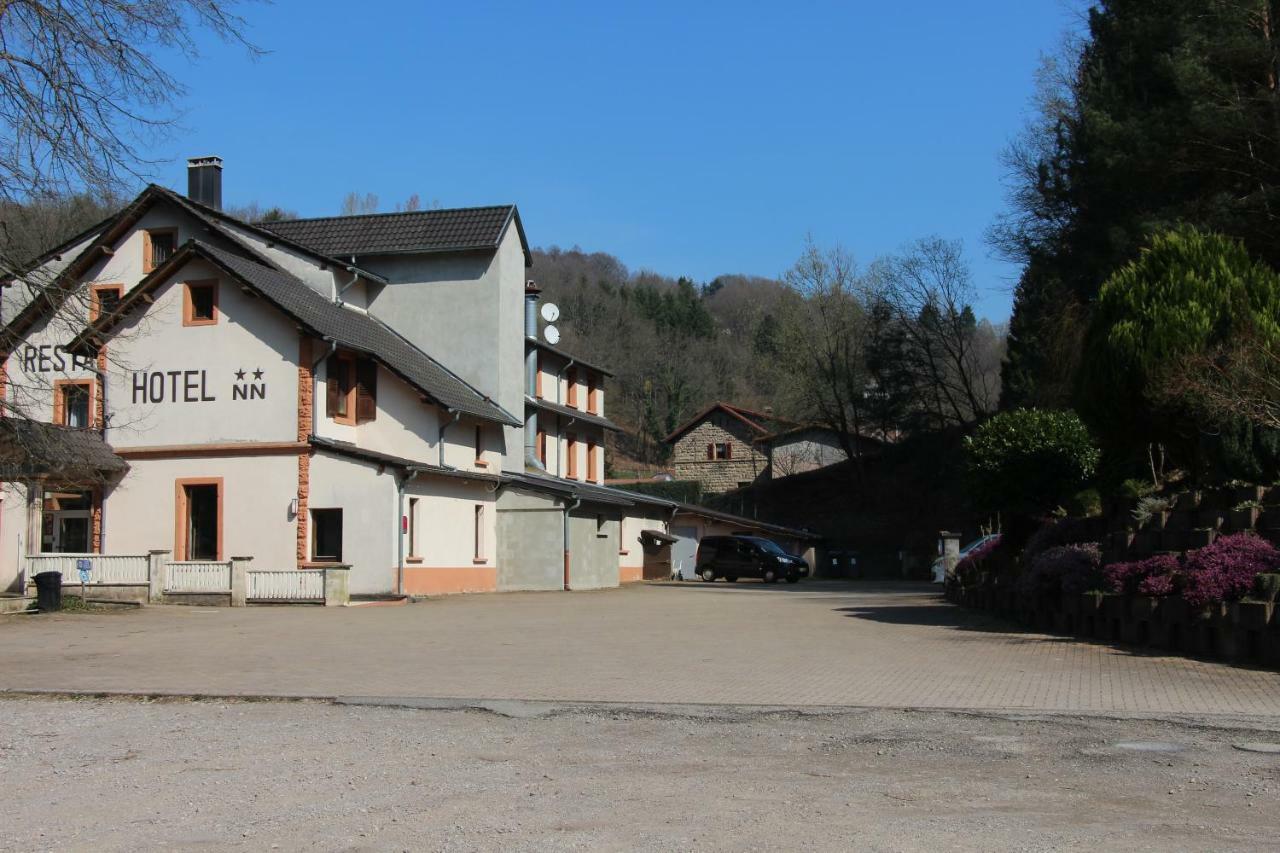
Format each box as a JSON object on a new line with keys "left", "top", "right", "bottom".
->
{"left": 166, "top": 561, "right": 232, "bottom": 593}
{"left": 247, "top": 570, "right": 324, "bottom": 602}
{"left": 24, "top": 554, "right": 150, "bottom": 585}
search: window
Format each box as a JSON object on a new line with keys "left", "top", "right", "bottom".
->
{"left": 40, "top": 489, "right": 94, "bottom": 554}
{"left": 473, "top": 504, "right": 485, "bottom": 562}
{"left": 183, "top": 280, "right": 218, "bottom": 326}
{"left": 407, "top": 498, "right": 419, "bottom": 558}
{"left": 312, "top": 508, "right": 343, "bottom": 562}
{"left": 566, "top": 367, "right": 578, "bottom": 408}
{"left": 714, "top": 443, "right": 732, "bottom": 460}
{"left": 537, "top": 429, "right": 547, "bottom": 465}
{"left": 90, "top": 284, "right": 124, "bottom": 321}
{"left": 535, "top": 353, "right": 544, "bottom": 398}
{"left": 326, "top": 353, "right": 377, "bottom": 425}
{"left": 586, "top": 374, "right": 599, "bottom": 414}
{"left": 566, "top": 433, "right": 578, "bottom": 479}
{"left": 587, "top": 439, "right": 598, "bottom": 482}
{"left": 54, "top": 380, "right": 92, "bottom": 428}
{"left": 144, "top": 229, "right": 177, "bottom": 273}
{"left": 175, "top": 479, "right": 222, "bottom": 561}
{"left": 474, "top": 425, "right": 487, "bottom": 466}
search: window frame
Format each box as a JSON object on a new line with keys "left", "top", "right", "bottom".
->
{"left": 311, "top": 507, "right": 344, "bottom": 563}
{"left": 52, "top": 379, "right": 94, "bottom": 429}
{"left": 473, "top": 504, "right": 486, "bottom": 563}
{"left": 587, "top": 438, "right": 598, "bottom": 482}
{"left": 89, "top": 283, "right": 124, "bottom": 322}
{"left": 566, "top": 367, "right": 578, "bottom": 408}
{"left": 326, "top": 351, "right": 377, "bottom": 425}
{"left": 714, "top": 442, "right": 732, "bottom": 460}
{"left": 182, "top": 279, "right": 219, "bottom": 327}
{"left": 474, "top": 424, "right": 487, "bottom": 467}
{"left": 174, "top": 477, "right": 223, "bottom": 562}
{"left": 143, "top": 228, "right": 178, "bottom": 274}
{"left": 586, "top": 373, "right": 599, "bottom": 414}
{"left": 566, "top": 432, "right": 578, "bottom": 479}
{"left": 407, "top": 497, "right": 420, "bottom": 560}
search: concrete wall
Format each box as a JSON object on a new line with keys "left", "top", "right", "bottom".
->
{"left": 495, "top": 488, "right": 564, "bottom": 591}
{"left": 568, "top": 507, "right": 620, "bottom": 590}
{"left": 671, "top": 412, "right": 770, "bottom": 493}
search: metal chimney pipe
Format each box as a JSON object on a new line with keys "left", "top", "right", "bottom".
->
{"left": 524, "top": 281, "right": 545, "bottom": 471}
{"left": 187, "top": 156, "right": 223, "bottom": 210}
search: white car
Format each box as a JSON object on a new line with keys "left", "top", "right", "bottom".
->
{"left": 931, "top": 534, "right": 1001, "bottom": 583}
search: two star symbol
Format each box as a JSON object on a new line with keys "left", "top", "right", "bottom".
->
{"left": 234, "top": 368, "right": 265, "bottom": 381}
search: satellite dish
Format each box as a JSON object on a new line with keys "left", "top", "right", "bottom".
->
{"left": 540, "top": 302, "right": 560, "bottom": 322}
{"left": 543, "top": 324, "right": 561, "bottom": 345}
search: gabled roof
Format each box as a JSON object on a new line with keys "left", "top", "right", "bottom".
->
{"left": 1, "top": 184, "right": 388, "bottom": 347}
{"left": 663, "top": 401, "right": 798, "bottom": 444}
{"left": 501, "top": 470, "right": 675, "bottom": 509}
{"left": 261, "top": 205, "right": 532, "bottom": 266}
{"left": 71, "top": 239, "right": 521, "bottom": 427}
{"left": 529, "top": 338, "right": 615, "bottom": 378}
{"left": 758, "top": 423, "right": 885, "bottom": 447}
{"left": 669, "top": 502, "right": 821, "bottom": 541}
{"left": 525, "top": 396, "right": 622, "bottom": 432}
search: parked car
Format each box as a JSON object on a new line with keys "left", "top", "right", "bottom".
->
{"left": 930, "top": 533, "right": 1001, "bottom": 583}
{"left": 696, "top": 535, "right": 808, "bottom": 583}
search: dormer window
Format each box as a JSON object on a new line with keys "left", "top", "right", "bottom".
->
{"left": 90, "top": 284, "right": 124, "bottom": 321}
{"left": 144, "top": 229, "right": 177, "bottom": 273}
{"left": 183, "top": 280, "right": 218, "bottom": 326}
{"left": 326, "top": 352, "right": 377, "bottom": 425}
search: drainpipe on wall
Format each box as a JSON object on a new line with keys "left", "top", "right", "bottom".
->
{"left": 396, "top": 465, "right": 428, "bottom": 595}
{"left": 563, "top": 496, "right": 581, "bottom": 591}
{"left": 437, "top": 408, "right": 460, "bottom": 468}
{"left": 524, "top": 284, "right": 547, "bottom": 472}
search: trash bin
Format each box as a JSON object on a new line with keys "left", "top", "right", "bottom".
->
{"left": 33, "top": 571, "right": 62, "bottom": 612}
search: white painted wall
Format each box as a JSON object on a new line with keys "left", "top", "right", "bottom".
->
{"left": 404, "top": 476, "right": 497, "bottom": 567}
{"left": 308, "top": 451, "right": 395, "bottom": 594}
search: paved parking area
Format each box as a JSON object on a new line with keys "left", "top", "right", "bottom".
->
{"left": 3, "top": 581, "right": 1279, "bottom": 716}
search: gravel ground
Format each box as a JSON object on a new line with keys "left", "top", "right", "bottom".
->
{"left": 2, "top": 697, "right": 1279, "bottom": 851}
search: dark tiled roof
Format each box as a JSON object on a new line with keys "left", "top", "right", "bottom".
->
{"left": 309, "top": 436, "right": 501, "bottom": 483}
{"left": 500, "top": 470, "right": 655, "bottom": 508}
{"left": 529, "top": 339, "right": 615, "bottom": 378}
{"left": 73, "top": 240, "right": 520, "bottom": 427}
{"left": 0, "top": 420, "right": 127, "bottom": 484}
{"left": 668, "top": 502, "right": 821, "bottom": 541}
{"left": 525, "top": 396, "right": 622, "bottom": 432}
{"left": 260, "top": 206, "right": 531, "bottom": 263}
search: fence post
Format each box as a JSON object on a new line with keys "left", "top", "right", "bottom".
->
{"left": 323, "top": 564, "right": 350, "bottom": 607}
{"left": 230, "top": 556, "right": 251, "bottom": 607}
{"left": 939, "top": 531, "right": 962, "bottom": 581}
{"left": 148, "top": 550, "right": 170, "bottom": 603}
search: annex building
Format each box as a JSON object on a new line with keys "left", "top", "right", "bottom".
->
{"left": 0, "top": 159, "right": 813, "bottom": 601}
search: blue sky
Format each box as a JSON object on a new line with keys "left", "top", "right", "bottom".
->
{"left": 147, "top": 1, "right": 1084, "bottom": 321}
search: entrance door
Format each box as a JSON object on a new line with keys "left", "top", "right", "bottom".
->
{"left": 180, "top": 482, "right": 221, "bottom": 560}
{"left": 40, "top": 490, "right": 93, "bottom": 553}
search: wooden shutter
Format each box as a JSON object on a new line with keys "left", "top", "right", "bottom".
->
{"left": 726, "top": 443, "right": 733, "bottom": 460}
{"left": 567, "top": 368, "right": 577, "bottom": 407}
{"left": 325, "top": 354, "right": 341, "bottom": 417}
{"left": 706, "top": 443, "right": 714, "bottom": 460}
{"left": 355, "top": 358, "right": 377, "bottom": 423}
{"left": 143, "top": 231, "right": 153, "bottom": 273}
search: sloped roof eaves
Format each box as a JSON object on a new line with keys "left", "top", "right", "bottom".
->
{"left": 671, "top": 502, "right": 820, "bottom": 541}
{"left": 500, "top": 471, "right": 641, "bottom": 507}
{"left": 530, "top": 339, "right": 615, "bottom": 377}
{"left": 525, "top": 396, "right": 622, "bottom": 432}
{"left": 0, "top": 421, "right": 127, "bottom": 482}
{"left": 309, "top": 436, "right": 501, "bottom": 484}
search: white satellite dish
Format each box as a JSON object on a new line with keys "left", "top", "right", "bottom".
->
{"left": 540, "top": 302, "right": 560, "bottom": 322}
{"left": 543, "top": 324, "right": 561, "bottom": 345}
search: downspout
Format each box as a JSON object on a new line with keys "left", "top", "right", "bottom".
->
{"left": 335, "top": 257, "right": 360, "bottom": 303}
{"left": 396, "top": 465, "right": 428, "bottom": 595}
{"left": 563, "top": 496, "right": 581, "bottom": 591}
{"left": 524, "top": 284, "right": 547, "bottom": 471}
{"left": 438, "top": 408, "right": 460, "bottom": 468}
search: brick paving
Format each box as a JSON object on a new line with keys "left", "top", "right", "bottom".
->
{"left": 2, "top": 581, "right": 1279, "bottom": 716}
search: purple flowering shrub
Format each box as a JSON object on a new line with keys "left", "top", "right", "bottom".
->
{"left": 954, "top": 535, "right": 1002, "bottom": 586}
{"left": 1016, "top": 543, "right": 1102, "bottom": 599}
{"left": 1181, "top": 533, "right": 1280, "bottom": 608}
{"left": 1103, "top": 554, "right": 1180, "bottom": 597}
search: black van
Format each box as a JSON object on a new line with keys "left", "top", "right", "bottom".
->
{"left": 694, "top": 535, "right": 807, "bottom": 584}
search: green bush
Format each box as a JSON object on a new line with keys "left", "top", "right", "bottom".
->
{"left": 965, "top": 408, "right": 1101, "bottom": 514}
{"left": 1080, "top": 227, "right": 1280, "bottom": 453}
{"left": 1068, "top": 488, "right": 1103, "bottom": 518}
{"left": 617, "top": 479, "right": 702, "bottom": 505}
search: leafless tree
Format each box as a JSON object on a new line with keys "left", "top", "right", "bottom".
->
{"left": 781, "top": 239, "right": 877, "bottom": 479}
{"left": 340, "top": 192, "right": 379, "bottom": 215}
{"left": 871, "top": 237, "right": 1001, "bottom": 428}
{"left": 1163, "top": 333, "right": 1280, "bottom": 431}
